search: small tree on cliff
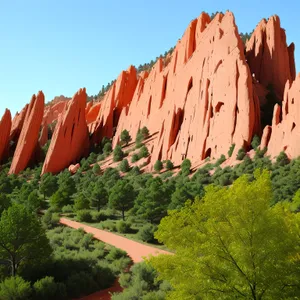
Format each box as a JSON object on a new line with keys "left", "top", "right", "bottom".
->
{"left": 154, "top": 160, "right": 163, "bottom": 173}
{"left": 180, "top": 159, "right": 191, "bottom": 176}
{"left": 113, "top": 145, "right": 124, "bottom": 162}
{"left": 165, "top": 160, "right": 174, "bottom": 170}
{"left": 120, "top": 129, "right": 131, "bottom": 146}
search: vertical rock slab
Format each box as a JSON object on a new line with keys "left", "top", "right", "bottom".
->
{"left": 113, "top": 11, "right": 257, "bottom": 170}
{"left": 246, "top": 16, "right": 295, "bottom": 99}
{"left": 9, "top": 92, "right": 45, "bottom": 174}
{"left": 10, "top": 104, "right": 28, "bottom": 144}
{"left": 265, "top": 75, "right": 300, "bottom": 159}
{"left": 90, "top": 66, "right": 138, "bottom": 144}
{"left": 0, "top": 109, "right": 12, "bottom": 163}
{"left": 39, "top": 121, "right": 48, "bottom": 147}
{"left": 42, "top": 88, "right": 90, "bottom": 175}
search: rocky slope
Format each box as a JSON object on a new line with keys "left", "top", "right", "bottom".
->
{"left": 0, "top": 11, "right": 298, "bottom": 174}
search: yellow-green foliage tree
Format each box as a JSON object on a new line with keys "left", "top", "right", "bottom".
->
{"left": 149, "top": 170, "right": 300, "bottom": 299}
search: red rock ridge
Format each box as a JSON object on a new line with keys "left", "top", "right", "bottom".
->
{"left": 90, "top": 66, "right": 138, "bottom": 144}
{"left": 263, "top": 75, "right": 300, "bottom": 159}
{"left": 246, "top": 16, "right": 295, "bottom": 99}
{"left": 10, "top": 104, "right": 28, "bottom": 144}
{"left": 0, "top": 109, "right": 12, "bottom": 163}
{"left": 43, "top": 101, "right": 67, "bottom": 126}
{"left": 9, "top": 92, "right": 45, "bottom": 174}
{"left": 42, "top": 88, "right": 90, "bottom": 175}
{"left": 113, "top": 12, "right": 258, "bottom": 170}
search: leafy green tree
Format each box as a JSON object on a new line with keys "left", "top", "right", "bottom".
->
{"left": 0, "top": 276, "right": 32, "bottom": 300}
{"left": 103, "top": 142, "right": 112, "bottom": 156}
{"left": 169, "top": 185, "right": 192, "bottom": 210}
{"left": 73, "top": 193, "right": 90, "bottom": 211}
{"left": 134, "top": 177, "right": 170, "bottom": 223}
{"left": 0, "top": 204, "right": 52, "bottom": 276}
{"left": 215, "top": 154, "right": 226, "bottom": 167}
{"left": 0, "top": 194, "right": 10, "bottom": 216}
{"left": 274, "top": 151, "right": 289, "bottom": 168}
{"left": 236, "top": 148, "right": 246, "bottom": 160}
{"left": 27, "top": 190, "right": 44, "bottom": 212}
{"left": 165, "top": 160, "right": 174, "bottom": 170}
{"left": 131, "top": 154, "right": 139, "bottom": 163}
{"left": 113, "top": 145, "right": 124, "bottom": 162}
{"left": 180, "top": 159, "right": 191, "bottom": 176}
{"left": 90, "top": 180, "right": 108, "bottom": 211}
{"left": 154, "top": 160, "right": 163, "bottom": 173}
{"left": 92, "top": 163, "right": 101, "bottom": 175}
{"left": 138, "top": 146, "right": 149, "bottom": 159}
{"left": 121, "top": 129, "right": 131, "bottom": 146}
{"left": 140, "top": 127, "right": 149, "bottom": 138}
{"left": 135, "top": 131, "right": 144, "bottom": 148}
{"left": 109, "top": 180, "right": 136, "bottom": 220}
{"left": 251, "top": 134, "right": 261, "bottom": 150}
{"left": 150, "top": 170, "right": 300, "bottom": 299}
{"left": 120, "top": 159, "right": 130, "bottom": 173}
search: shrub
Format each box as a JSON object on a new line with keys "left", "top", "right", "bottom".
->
{"left": 228, "top": 144, "right": 235, "bottom": 157}
{"left": 42, "top": 211, "right": 60, "bottom": 229}
{"left": 165, "top": 160, "right": 174, "bottom": 170}
{"left": 236, "top": 148, "right": 246, "bottom": 160}
{"left": 140, "top": 126, "right": 149, "bottom": 138}
{"left": 138, "top": 146, "right": 149, "bottom": 159}
{"left": 251, "top": 134, "right": 261, "bottom": 150}
{"left": 62, "top": 205, "right": 73, "bottom": 213}
{"left": 106, "top": 247, "right": 128, "bottom": 261}
{"left": 121, "top": 129, "right": 131, "bottom": 146}
{"left": 215, "top": 154, "right": 226, "bottom": 167}
{"left": 93, "top": 164, "right": 101, "bottom": 175}
{"left": 91, "top": 211, "right": 108, "bottom": 222}
{"left": 113, "top": 145, "right": 124, "bottom": 162}
{"left": 131, "top": 154, "right": 139, "bottom": 163}
{"left": 76, "top": 210, "right": 92, "bottom": 222}
{"left": 120, "top": 159, "right": 130, "bottom": 173}
{"left": 73, "top": 194, "right": 90, "bottom": 211}
{"left": 135, "top": 131, "right": 144, "bottom": 149}
{"left": 116, "top": 220, "right": 132, "bottom": 233}
{"left": 33, "top": 276, "right": 66, "bottom": 300}
{"left": 154, "top": 160, "right": 163, "bottom": 173}
{"left": 97, "top": 154, "right": 105, "bottom": 161}
{"left": 103, "top": 142, "right": 112, "bottom": 156}
{"left": 130, "top": 166, "right": 141, "bottom": 176}
{"left": 0, "top": 276, "right": 32, "bottom": 300}
{"left": 101, "top": 220, "right": 117, "bottom": 232}
{"left": 138, "top": 224, "right": 157, "bottom": 243}
{"left": 180, "top": 159, "right": 191, "bottom": 176}
{"left": 274, "top": 151, "right": 289, "bottom": 167}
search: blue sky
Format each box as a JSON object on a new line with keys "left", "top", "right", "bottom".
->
{"left": 0, "top": 0, "right": 299, "bottom": 116}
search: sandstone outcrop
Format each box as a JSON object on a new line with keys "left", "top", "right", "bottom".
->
{"left": 0, "top": 109, "right": 12, "bottom": 163}
{"left": 113, "top": 12, "right": 258, "bottom": 170}
{"left": 43, "top": 101, "right": 67, "bottom": 126}
{"left": 264, "top": 75, "right": 300, "bottom": 159}
{"left": 39, "top": 121, "right": 48, "bottom": 147}
{"left": 10, "top": 104, "right": 28, "bottom": 144}
{"left": 42, "top": 88, "right": 90, "bottom": 175}
{"left": 68, "top": 163, "right": 80, "bottom": 174}
{"left": 246, "top": 16, "right": 295, "bottom": 100}
{"left": 9, "top": 92, "right": 45, "bottom": 174}
{"left": 86, "top": 102, "right": 101, "bottom": 125}
{"left": 90, "top": 65, "right": 138, "bottom": 144}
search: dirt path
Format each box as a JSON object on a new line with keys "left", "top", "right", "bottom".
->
{"left": 60, "top": 218, "right": 172, "bottom": 300}
{"left": 60, "top": 218, "right": 171, "bottom": 263}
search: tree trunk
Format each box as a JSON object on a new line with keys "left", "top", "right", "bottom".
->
{"left": 122, "top": 209, "right": 125, "bottom": 221}
{"left": 11, "top": 257, "right": 16, "bottom": 277}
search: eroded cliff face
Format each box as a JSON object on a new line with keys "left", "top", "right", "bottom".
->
{"left": 262, "top": 75, "right": 300, "bottom": 159}
{"left": 0, "top": 109, "right": 12, "bottom": 163}
{"left": 42, "top": 88, "right": 90, "bottom": 175}
{"left": 9, "top": 92, "right": 45, "bottom": 174}
{"left": 1, "top": 11, "right": 299, "bottom": 175}
{"left": 113, "top": 12, "right": 258, "bottom": 169}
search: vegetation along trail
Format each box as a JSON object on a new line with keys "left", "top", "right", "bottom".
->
{"left": 60, "top": 218, "right": 172, "bottom": 263}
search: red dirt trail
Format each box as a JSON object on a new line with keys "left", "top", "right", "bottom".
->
{"left": 59, "top": 218, "right": 172, "bottom": 300}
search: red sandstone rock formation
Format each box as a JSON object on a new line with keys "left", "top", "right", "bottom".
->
{"left": 43, "top": 101, "right": 67, "bottom": 126}
{"left": 246, "top": 16, "right": 295, "bottom": 100}
{"left": 112, "top": 12, "right": 258, "bottom": 170}
{"left": 39, "top": 121, "right": 48, "bottom": 147}
{"left": 9, "top": 92, "right": 45, "bottom": 174}
{"left": 90, "top": 65, "right": 138, "bottom": 144}
{"left": 10, "top": 104, "right": 28, "bottom": 144}
{"left": 0, "top": 109, "right": 12, "bottom": 163}
{"left": 263, "top": 75, "right": 300, "bottom": 159}
{"left": 42, "top": 88, "right": 90, "bottom": 175}
{"left": 68, "top": 163, "right": 80, "bottom": 174}
{"left": 86, "top": 102, "right": 101, "bottom": 125}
